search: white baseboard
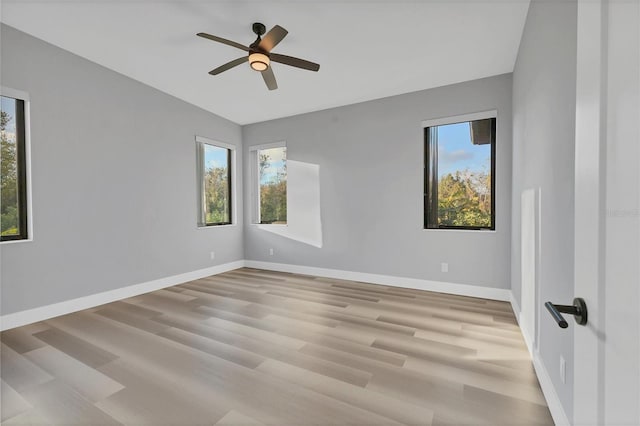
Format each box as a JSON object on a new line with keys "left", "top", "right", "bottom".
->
{"left": 244, "top": 260, "right": 511, "bottom": 301}
{"left": 509, "top": 292, "right": 535, "bottom": 353}
{"left": 531, "top": 349, "right": 572, "bottom": 425}
{"left": 0, "top": 259, "right": 509, "bottom": 331}
{"left": 0, "top": 260, "right": 245, "bottom": 331}
{"left": 509, "top": 291, "right": 522, "bottom": 317}
{"left": 509, "top": 292, "right": 571, "bottom": 426}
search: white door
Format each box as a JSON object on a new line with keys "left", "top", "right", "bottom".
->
{"left": 573, "top": 1, "right": 640, "bottom": 424}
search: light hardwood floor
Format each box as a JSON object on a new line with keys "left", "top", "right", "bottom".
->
{"left": 1, "top": 268, "right": 553, "bottom": 425}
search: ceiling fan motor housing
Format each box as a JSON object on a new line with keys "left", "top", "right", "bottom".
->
{"left": 252, "top": 22, "right": 266, "bottom": 36}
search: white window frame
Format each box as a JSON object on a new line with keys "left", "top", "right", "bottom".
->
{"left": 1, "top": 86, "right": 33, "bottom": 244}
{"left": 195, "top": 135, "right": 237, "bottom": 228}
{"left": 421, "top": 109, "right": 498, "bottom": 128}
{"left": 249, "top": 141, "right": 287, "bottom": 226}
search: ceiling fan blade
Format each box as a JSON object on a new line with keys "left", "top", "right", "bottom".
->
{"left": 197, "top": 32, "right": 249, "bottom": 52}
{"left": 261, "top": 66, "right": 278, "bottom": 90}
{"left": 258, "top": 25, "right": 288, "bottom": 52}
{"left": 270, "top": 53, "right": 320, "bottom": 72}
{"left": 209, "top": 57, "right": 248, "bottom": 75}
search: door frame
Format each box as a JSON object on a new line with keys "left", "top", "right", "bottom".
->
{"left": 573, "top": 0, "right": 640, "bottom": 424}
{"left": 573, "top": 0, "right": 606, "bottom": 423}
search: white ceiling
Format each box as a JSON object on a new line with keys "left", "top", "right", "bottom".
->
{"left": 2, "top": 0, "right": 530, "bottom": 125}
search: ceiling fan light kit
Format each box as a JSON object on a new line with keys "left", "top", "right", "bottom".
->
{"left": 197, "top": 22, "right": 320, "bottom": 91}
{"left": 249, "top": 53, "right": 270, "bottom": 71}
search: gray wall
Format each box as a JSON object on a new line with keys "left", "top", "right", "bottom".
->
{"left": 243, "top": 74, "right": 513, "bottom": 289}
{"left": 511, "top": 0, "right": 577, "bottom": 420}
{"left": 0, "top": 25, "right": 244, "bottom": 315}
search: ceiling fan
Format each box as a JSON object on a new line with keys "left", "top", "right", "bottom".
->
{"left": 197, "top": 23, "right": 320, "bottom": 91}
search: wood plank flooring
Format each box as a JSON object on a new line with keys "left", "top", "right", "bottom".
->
{"left": 1, "top": 268, "right": 553, "bottom": 425}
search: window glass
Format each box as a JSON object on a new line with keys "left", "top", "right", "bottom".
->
{"left": 1, "top": 95, "right": 28, "bottom": 240}
{"left": 425, "top": 117, "right": 495, "bottom": 229}
{"left": 258, "top": 146, "right": 287, "bottom": 224}
{"left": 202, "top": 143, "right": 231, "bottom": 225}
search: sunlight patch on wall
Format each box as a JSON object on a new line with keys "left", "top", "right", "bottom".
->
{"left": 257, "top": 160, "right": 323, "bottom": 248}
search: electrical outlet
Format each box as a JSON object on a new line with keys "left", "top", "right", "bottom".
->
{"left": 269, "top": 248, "right": 274, "bottom": 256}
{"left": 441, "top": 262, "right": 449, "bottom": 273}
{"left": 210, "top": 251, "right": 215, "bottom": 260}
{"left": 560, "top": 356, "right": 566, "bottom": 384}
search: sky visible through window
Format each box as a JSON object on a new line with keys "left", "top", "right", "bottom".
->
{"left": 259, "top": 147, "right": 286, "bottom": 184}
{"left": 1, "top": 97, "right": 17, "bottom": 135}
{"left": 204, "top": 144, "right": 227, "bottom": 172}
{"left": 437, "top": 121, "right": 491, "bottom": 177}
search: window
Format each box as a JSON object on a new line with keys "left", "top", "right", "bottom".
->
{"left": 1, "top": 95, "right": 28, "bottom": 241}
{"left": 424, "top": 115, "right": 496, "bottom": 230}
{"left": 256, "top": 145, "right": 287, "bottom": 224}
{"left": 196, "top": 137, "right": 233, "bottom": 226}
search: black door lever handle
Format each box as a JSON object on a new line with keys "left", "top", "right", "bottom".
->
{"left": 545, "top": 298, "right": 588, "bottom": 328}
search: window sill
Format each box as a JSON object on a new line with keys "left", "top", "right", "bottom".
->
{"left": 1, "top": 238, "right": 33, "bottom": 245}
{"left": 423, "top": 228, "right": 496, "bottom": 233}
{"left": 252, "top": 223, "right": 288, "bottom": 227}
{"left": 197, "top": 224, "right": 237, "bottom": 229}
